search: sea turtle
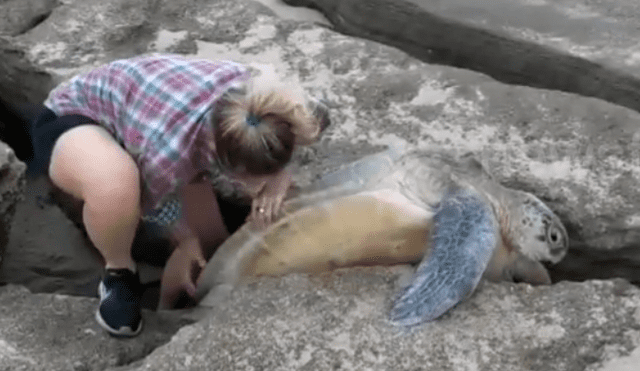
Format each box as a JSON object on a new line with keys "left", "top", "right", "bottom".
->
{"left": 194, "top": 146, "right": 568, "bottom": 327}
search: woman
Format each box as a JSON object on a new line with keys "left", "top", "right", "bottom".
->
{"left": 30, "top": 54, "right": 330, "bottom": 337}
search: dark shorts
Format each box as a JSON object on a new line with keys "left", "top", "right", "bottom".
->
{"left": 28, "top": 105, "right": 98, "bottom": 177}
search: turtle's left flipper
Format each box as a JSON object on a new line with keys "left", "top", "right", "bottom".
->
{"left": 389, "top": 189, "right": 498, "bottom": 327}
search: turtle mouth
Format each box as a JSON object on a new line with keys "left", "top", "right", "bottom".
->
{"left": 539, "top": 248, "right": 567, "bottom": 266}
{"left": 542, "top": 259, "right": 562, "bottom": 272}
{"left": 549, "top": 245, "right": 568, "bottom": 262}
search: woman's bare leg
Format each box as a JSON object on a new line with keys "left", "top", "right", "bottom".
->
{"left": 48, "top": 125, "right": 140, "bottom": 271}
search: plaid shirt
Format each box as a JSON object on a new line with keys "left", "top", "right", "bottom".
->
{"left": 44, "top": 54, "right": 250, "bottom": 237}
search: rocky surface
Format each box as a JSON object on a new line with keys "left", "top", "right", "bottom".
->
{"left": 0, "top": 0, "right": 58, "bottom": 37}
{"left": 283, "top": 0, "right": 640, "bottom": 113}
{"left": 403, "top": 0, "right": 640, "bottom": 78}
{"left": 4, "top": 267, "right": 639, "bottom": 371}
{"left": 0, "top": 141, "right": 26, "bottom": 262}
{"left": 0, "top": 0, "right": 639, "bottom": 369}
{"left": 0, "top": 37, "right": 53, "bottom": 116}
{"left": 117, "top": 267, "right": 640, "bottom": 371}
{"left": 0, "top": 284, "right": 196, "bottom": 371}
{"left": 0, "top": 140, "right": 25, "bottom": 269}
{"left": 253, "top": 0, "right": 329, "bottom": 25}
{"left": 0, "top": 176, "right": 103, "bottom": 297}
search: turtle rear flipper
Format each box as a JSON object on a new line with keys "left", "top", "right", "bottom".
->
{"left": 308, "top": 146, "right": 402, "bottom": 192}
{"left": 389, "top": 189, "right": 499, "bottom": 327}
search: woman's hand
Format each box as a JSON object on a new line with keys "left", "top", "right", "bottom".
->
{"left": 248, "top": 167, "right": 293, "bottom": 229}
{"left": 158, "top": 237, "right": 206, "bottom": 310}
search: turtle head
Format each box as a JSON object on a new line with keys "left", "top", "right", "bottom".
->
{"left": 507, "top": 192, "right": 568, "bottom": 265}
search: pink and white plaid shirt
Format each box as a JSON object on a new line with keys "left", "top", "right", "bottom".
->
{"left": 44, "top": 54, "right": 250, "bottom": 235}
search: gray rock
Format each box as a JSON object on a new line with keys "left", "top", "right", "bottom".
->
{"left": 0, "top": 0, "right": 58, "bottom": 37}
{"left": 0, "top": 176, "right": 103, "bottom": 297}
{"left": 283, "top": 0, "right": 640, "bottom": 114}
{"left": 0, "top": 36, "right": 53, "bottom": 109}
{"left": 0, "top": 284, "right": 195, "bottom": 371}
{"left": 405, "top": 0, "right": 640, "bottom": 78}
{"left": 109, "top": 267, "right": 640, "bottom": 371}
{"left": 0, "top": 141, "right": 26, "bottom": 269}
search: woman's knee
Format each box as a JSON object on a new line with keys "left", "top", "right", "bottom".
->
{"left": 85, "top": 182, "right": 140, "bottom": 218}
{"left": 83, "top": 158, "right": 141, "bottom": 216}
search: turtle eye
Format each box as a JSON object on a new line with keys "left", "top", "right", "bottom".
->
{"left": 546, "top": 224, "right": 566, "bottom": 249}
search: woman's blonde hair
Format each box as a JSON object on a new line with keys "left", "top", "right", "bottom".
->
{"left": 213, "top": 74, "right": 328, "bottom": 175}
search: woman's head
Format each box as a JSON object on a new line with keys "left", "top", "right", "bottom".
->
{"left": 213, "top": 74, "right": 330, "bottom": 176}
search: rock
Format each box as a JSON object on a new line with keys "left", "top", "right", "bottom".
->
{"left": 0, "top": 36, "right": 51, "bottom": 161}
{"left": 0, "top": 284, "right": 195, "bottom": 371}
{"left": 252, "top": 0, "right": 329, "bottom": 25}
{"left": 0, "top": 175, "right": 103, "bottom": 297}
{"left": 0, "top": 36, "right": 54, "bottom": 110}
{"left": 108, "top": 267, "right": 640, "bottom": 371}
{"left": 283, "top": 0, "right": 640, "bottom": 114}
{"left": 405, "top": 0, "right": 640, "bottom": 78}
{"left": 0, "top": 140, "right": 26, "bottom": 269}
{"left": 0, "top": 0, "right": 58, "bottom": 37}
{"left": 3, "top": 268, "right": 639, "bottom": 371}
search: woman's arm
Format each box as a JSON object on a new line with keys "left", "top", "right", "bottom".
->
{"left": 180, "top": 177, "right": 230, "bottom": 259}
{"left": 159, "top": 177, "right": 230, "bottom": 309}
{"left": 247, "top": 166, "right": 293, "bottom": 229}
{"left": 158, "top": 235, "right": 205, "bottom": 309}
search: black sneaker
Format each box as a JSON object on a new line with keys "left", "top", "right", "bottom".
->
{"left": 95, "top": 268, "right": 143, "bottom": 337}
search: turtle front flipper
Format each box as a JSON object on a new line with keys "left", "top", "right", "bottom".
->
{"left": 389, "top": 189, "right": 499, "bottom": 327}
{"left": 507, "top": 253, "right": 552, "bottom": 285}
